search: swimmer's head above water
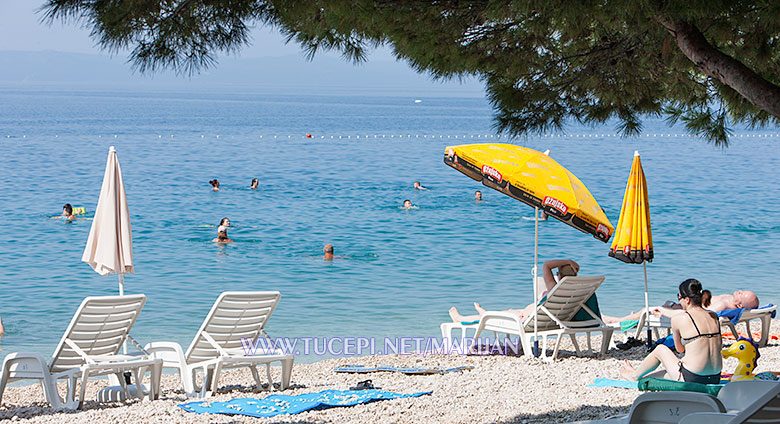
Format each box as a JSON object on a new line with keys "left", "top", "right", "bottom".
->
{"left": 218, "top": 217, "right": 230, "bottom": 233}
{"left": 250, "top": 178, "right": 258, "bottom": 189}
{"left": 474, "top": 191, "right": 482, "bottom": 201}
{"left": 323, "top": 244, "right": 334, "bottom": 260}
{"left": 402, "top": 200, "right": 412, "bottom": 209}
{"left": 63, "top": 203, "right": 73, "bottom": 216}
{"left": 209, "top": 179, "right": 220, "bottom": 191}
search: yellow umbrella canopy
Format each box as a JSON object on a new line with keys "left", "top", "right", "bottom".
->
{"left": 444, "top": 143, "right": 614, "bottom": 242}
{"left": 609, "top": 151, "right": 653, "bottom": 264}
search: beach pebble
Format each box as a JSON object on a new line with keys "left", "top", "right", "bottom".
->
{"left": 1, "top": 324, "right": 779, "bottom": 423}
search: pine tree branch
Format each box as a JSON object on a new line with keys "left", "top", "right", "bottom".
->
{"left": 657, "top": 17, "right": 780, "bottom": 119}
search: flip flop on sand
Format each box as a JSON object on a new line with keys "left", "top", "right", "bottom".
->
{"left": 350, "top": 379, "right": 380, "bottom": 390}
{"left": 616, "top": 337, "right": 645, "bottom": 350}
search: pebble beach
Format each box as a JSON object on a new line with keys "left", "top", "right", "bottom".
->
{"left": 2, "top": 321, "right": 779, "bottom": 423}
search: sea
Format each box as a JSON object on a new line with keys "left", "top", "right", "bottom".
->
{"left": 1, "top": 84, "right": 779, "bottom": 363}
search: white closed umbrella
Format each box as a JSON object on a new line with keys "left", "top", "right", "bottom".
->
{"left": 82, "top": 146, "right": 134, "bottom": 295}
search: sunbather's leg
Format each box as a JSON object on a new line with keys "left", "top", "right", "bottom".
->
{"left": 603, "top": 306, "right": 685, "bottom": 324}
{"left": 620, "top": 344, "right": 681, "bottom": 381}
{"left": 474, "top": 303, "right": 532, "bottom": 320}
{"left": 449, "top": 307, "right": 479, "bottom": 323}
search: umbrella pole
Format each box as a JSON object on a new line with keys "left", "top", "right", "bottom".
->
{"left": 643, "top": 262, "right": 651, "bottom": 350}
{"left": 533, "top": 206, "right": 540, "bottom": 357}
{"left": 118, "top": 273, "right": 127, "bottom": 354}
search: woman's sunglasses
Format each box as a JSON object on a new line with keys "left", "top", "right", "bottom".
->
{"left": 677, "top": 293, "right": 685, "bottom": 301}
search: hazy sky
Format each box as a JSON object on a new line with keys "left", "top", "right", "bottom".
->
{"left": 0, "top": 2, "right": 393, "bottom": 60}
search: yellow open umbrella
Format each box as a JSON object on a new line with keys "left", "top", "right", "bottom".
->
{"left": 609, "top": 150, "right": 653, "bottom": 346}
{"left": 444, "top": 143, "right": 613, "bottom": 355}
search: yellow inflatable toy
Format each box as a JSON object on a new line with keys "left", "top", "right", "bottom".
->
{"left": 723, "top": 337, "right": 759, "bottom": 381}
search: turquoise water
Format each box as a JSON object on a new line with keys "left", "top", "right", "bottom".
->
{"left": 1, "top": 86, "right": 779, "bottom": 362}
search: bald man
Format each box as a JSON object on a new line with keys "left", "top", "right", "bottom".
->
{"left": 603, "top": 289, "right": 759, "bottom": 324}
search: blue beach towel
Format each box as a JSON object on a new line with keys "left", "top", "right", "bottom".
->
{"left": 587, "top": 378, "right": 637, "bottom": 389}
{"left": 719, "top": 304, "right": 776, "bottom": 324}
{"left": 178, "top": 389, "right": 432, "bottom": 418}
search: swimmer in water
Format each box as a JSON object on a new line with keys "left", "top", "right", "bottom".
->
{"left": 474, "top": 190, "right": 483, "bottom": 201}
{"left": 323, "top": 244, "right": 334, "bottom": 260}
{"left": 55, "top": 203, "right": 76, "bottom": 221}
{"left": 0, "top": 316, "right": 4, "bottom": 336}
{"left": 250, "top": 178, "right": 259, "bottom": 189}
{"left": 209, "top": 179, "right": 220, "bottom": 191}
{"left": 402, "top": 199, "right": 413, "bottom": 209}
{"left": 212, "top": 217, "right": 233, "bottom": 243}
{"left": 413, "top": 181, "right": 428, "bottom": 191}
{"left": 540, "top": 211, "right": 548, "bottom": 221}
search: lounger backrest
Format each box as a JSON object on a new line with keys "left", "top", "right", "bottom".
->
{"left": 184, "top": 291, "right": 281, "bottom": 364}
{"left": 49, "top": 294, "right": 146, "bottom": 373}
{"left": 724, "top": 380, "right": 780, "bottom": 423}
{"left": 525, "top": 276, "right": 604, "bottom": 331}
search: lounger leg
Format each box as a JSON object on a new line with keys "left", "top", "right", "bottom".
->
{"left": 586, "top": 333, "right": 593, "bottom": 354}
{"left": 150, "top": 362, "right": 162, "bottom": 400}
{"left": 77, "top": 369, "right": 90, "bottom": 410}
{"left": 201, "top": 366, "right": 213, "bottom": 398}
{"left": 600, "top": 329, "right": 614, "bottom": 355}
{"left": 185, "top": 367, "right": 199, "bottom": 398}
{"left": 280, "top": 358, "right": 293, "bottom": 390}
{"left": 117, "top": 371, "right": 133, "bottom": 401}
{"left": 265, "top": 363, "right": 273, "bottom": 389}
{"left": 0, "top": 363, "right": 9, "bottom": 405}
{"left": 726, "top": 321, "right": 739, "bottom": 340}
{"left": 551, "top": 336, "right": 563, "bottom": 360}
{"left": 759, "top": 315, "right": 771, "bottom": 347}
{"left": 249, "top": 366, "right": 263, "bottom": 392}
{"left": 745, "top": 321, "right": 754, "bottom": 341}
{"left": 569, "top": 333, "right": 582, "bottom": 356}
{"left": 208, "top": 363, "right": 223, "bottom": 397}
{"left": 131, "top": 369, "right": 143, "bottom": 400}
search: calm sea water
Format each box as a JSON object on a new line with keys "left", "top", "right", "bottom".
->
{"left": 1, "top": 86, "right": 779, "bottom": 362}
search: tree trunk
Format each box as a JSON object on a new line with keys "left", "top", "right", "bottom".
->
{"left": 659, "top": 19, "right": 780, "bottom": 119}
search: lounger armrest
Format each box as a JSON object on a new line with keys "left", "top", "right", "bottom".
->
{"left": 678, "top": 412, "right": 736, "bottom": 424}
{"left": 1, "top": 352, "right": 52, "bottom": 379}
{"left": 476, "top": 311, "right": 525, "bottom": 335}
{"left": 144, "top": 342, "right": 187, "bottom": 368}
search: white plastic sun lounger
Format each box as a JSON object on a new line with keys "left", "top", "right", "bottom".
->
{"left": 719, "top": 305, "right": 777, "bottom": 348}
{"left": 144, "top": 291, "right": 294, "bottom": 398}
{"left": 569, "top": 380, "right": 780, "bottom": 424}
{"left": 679, "top": 380, "right": 780, "bottom": 423}
{"left": 443, "top": 276, "right": 613, "bottom": 360}
{"left": 0, "top": 295, "right": 162, "bottom": 409}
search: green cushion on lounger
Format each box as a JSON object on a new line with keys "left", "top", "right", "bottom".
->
{"left": 638, "top": 377, "right": 724, "bottom": 396}
{"left": 572, "top": 294, "right": 601, "bottom": 322}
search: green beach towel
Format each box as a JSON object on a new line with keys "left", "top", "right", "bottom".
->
{"left": 620, "top": 319, "right": 639, "bottom": 331}
{"left": 638, "top": 377, "right": 724, "bottom": 396}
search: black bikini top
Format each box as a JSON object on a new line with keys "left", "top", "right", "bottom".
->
{"left": 681, "top": 311, "right": 720, "bottom": 346}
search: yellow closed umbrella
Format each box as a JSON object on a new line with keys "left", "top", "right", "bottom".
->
{"left": 609, "top": 150, "right": 654, "bottom": 346}
{"left": 444, "top": 143, "right": 613, "bottom": 355}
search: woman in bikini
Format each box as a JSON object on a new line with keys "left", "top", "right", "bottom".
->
{"left": 620, "top": 279, "right": 722, "bottom": 384}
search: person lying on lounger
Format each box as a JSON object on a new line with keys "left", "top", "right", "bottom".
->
{"left": 620, "top": 279, "right": 722, "bottom": 384}
{"left": 449, "top": 259, "right": 580, "bottom": 322}
{"left": 602, "top": 289, "right": 759, "bottom": 324}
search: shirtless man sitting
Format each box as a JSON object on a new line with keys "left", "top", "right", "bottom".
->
{"left": 449, "top": 259, "right": 579, "bottom": 322}
{"left": 602, "top": 289, "right": 759, "bottom": 324}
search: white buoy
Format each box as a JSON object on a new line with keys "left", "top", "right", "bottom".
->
{"left": 414, "top": 99, "right": 422, "bottom": 103}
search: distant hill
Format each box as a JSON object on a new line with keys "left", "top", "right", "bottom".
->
{"left": 0, "top": 50, "right": 484, "bottom": 97}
